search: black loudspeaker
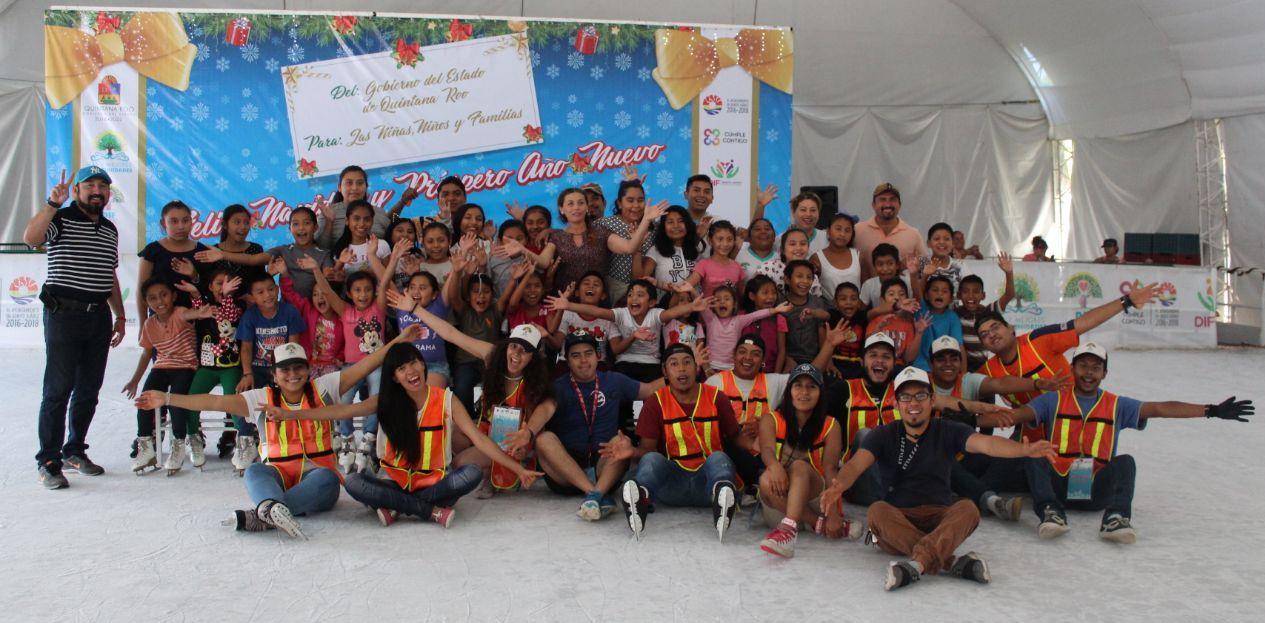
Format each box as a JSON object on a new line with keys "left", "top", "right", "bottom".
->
{"left": 799, "top": 185, "right": 838, "bottom": 230}
{"left": 1123, "top": 233, "right": 1200, "bottom": 265}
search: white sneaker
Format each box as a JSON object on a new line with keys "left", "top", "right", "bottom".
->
{"left": 338, "top": 434, "right": 357, "bottom": 474}
{"left": 985, "top": 494, "right": 1023, "bottom": 521}
{"left": 132, "top": 436, "right": 157, "bottom": 474}
{"left": 355, "top": 433, "right": 376, "bottom": 474}
{"left": 188, "top": 433, "right": 207, "bottom": 469}
{"left": 232, "top": 436, "right": 259, "bottom": 476}
{"left": 164, "top": 439, "right": 187, "bottom": 475}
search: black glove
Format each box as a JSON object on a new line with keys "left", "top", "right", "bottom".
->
{"left": 1206, "top": 397, "right": 1254, "bottom": 422}
{"left": 940, "top": 401, "right": 978, "bottom": 428}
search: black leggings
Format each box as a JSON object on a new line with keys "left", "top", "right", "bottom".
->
{"left": 136, "top": 368, "right": 196, "bottom": 438}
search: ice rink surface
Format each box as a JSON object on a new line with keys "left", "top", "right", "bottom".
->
{"left": 4, "top": 347, "right": 1263, "bottom": 622}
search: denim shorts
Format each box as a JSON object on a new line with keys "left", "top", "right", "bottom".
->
{"left": 426, "top": 359, "right": 450, "bottom": 380}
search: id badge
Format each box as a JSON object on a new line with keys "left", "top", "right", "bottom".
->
{"left": 1067, "top": 457, "right": 1094, "bottom": 501}
{"left": 489, "top": 406, "right": 523, "bottom": 449}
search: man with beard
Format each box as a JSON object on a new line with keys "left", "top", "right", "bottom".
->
{"left": 603, "top": 343, "right": 752, "bottom": 541}
{"left": 853, "top": 183, "right": 925, "bottom": 280}
{"left": 822, "top": 367, "right": 1057, "bottom": 591}
{"left": 832, "top": 333, "right": 1009, "bottom": 505}
{"left": 990, "top": 342, "right": 1253, "bottom": 543}
{"left": 23, "top": 166, "right": 127, "bottom": 489}
{"left": 927, "top": 336, "right": 1070, "bottom": 521}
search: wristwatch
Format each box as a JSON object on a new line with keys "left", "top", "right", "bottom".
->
{"left": 1119, "top": 294, "right": 1135, "bottom": 312}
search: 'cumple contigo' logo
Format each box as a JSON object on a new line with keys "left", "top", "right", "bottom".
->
{"left": 8, "top": 276, "right": 39, "bottom": 305}
{"left": 702, "top": 94, "right": 723, "bottom": 115}
{"left": 710, "top": 160, "right": 739, "bottom": 179}
{"left": 702, "top": 128, "right": 721, "bottom": 146}
{"left": 1198, "top": 278, "right": 1216, "bottom": 312}
{"left": 1003, "top": 273, "right": 1042, "bottom": 314}
{"left": 1123, "top": 280, "right": 1177, "bottom": 307}
{"left": 1063, "top": 272, "right": 1103, "bottom": 309}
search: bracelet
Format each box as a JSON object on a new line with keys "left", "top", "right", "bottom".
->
{"left": 1119, "top": 294, "right": 1135, "bottom": 312}
{"left": 46, "top": 199, "right": 61, "bottom": 209}
{"left": 242, "top": 372, "right": 254, "bottom": 377}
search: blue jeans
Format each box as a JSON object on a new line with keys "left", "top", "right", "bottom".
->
{"left": 633, "top": 452, "right": 735, "bottom": 508}
{"left": 243, "top": 463, "right": 340, "bottom": 516}
{"left": 337, "top": 367, "right": 380, "bottom": 436}
{"left": 450, "top": 360, "right": 483, "bottom": 417}
{"left": 1025, "top": 455, "right": 1137, "bottom": 520}
{"left": 345, "top": 464, "right": 482, "bottom": 519}
{"left": 37, "top": 307, "right": 112, "bottom": 467}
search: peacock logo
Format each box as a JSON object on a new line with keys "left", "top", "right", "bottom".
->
{"left": 702, "top": 94, "right": 723, "bottom": 116}
{"left": 1063, "top": 272, "right": 1103, "bottom": 310}
{"left": 8, "top": 276, "right": 39, "bottom": 305}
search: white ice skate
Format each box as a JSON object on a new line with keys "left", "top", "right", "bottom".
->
{"left": 232, "top": 435, "right": 259, "bottom": 477}
{"left": 258, "top": 500, "right": 306, "bottom": 540}
{"left": 337, "top": 434, "right": 357, "bottom": 474}
{"left": 188, "top": 433, "right": 207, "bottom": 470}
{"left": 132, "top": 436, "right": 157, "bottom": 475}
{"left": 164, "top": 439, "right": 187, "bottom": 476}
{"left": 355, "top": 433, "right": 376, "bottom": 474}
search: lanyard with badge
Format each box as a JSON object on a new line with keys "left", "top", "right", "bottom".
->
{"left": 570, "top": 375, "right": 602, "bottom": 443}
{"left": 488, "top": 380, "right": 524, "bottom": 451}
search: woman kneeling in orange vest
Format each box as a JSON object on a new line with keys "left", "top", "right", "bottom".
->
{"left": 268, "top": 342, "right": 545, "bottom": 528}
{"left": 134, "top": 326, "right": 422, "bottom": 540}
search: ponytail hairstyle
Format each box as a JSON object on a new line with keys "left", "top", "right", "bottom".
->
{"left": 220, "top": 204, "right": 251, "bottom": 243}
{"left": 613, "top": 180, "right": 646, "bottom": 215}
{"left": 330, "top": 165, "right": 368, "bottom": 204}
{"left": 376, "top": 343, "right": 428, "bottom": 465}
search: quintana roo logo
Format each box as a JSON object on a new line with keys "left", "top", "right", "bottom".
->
{"left": 8, "top": 276, "right": 39, "bottom": 305}
{"left": 1122, "top": 280, "right": 1177, "bottom": 307}
{"left": 1003, "top": 273, "right": 1043, "bottom": 315}
{"left": 702, "top": 94, "right": 723, "bottom": 115}
{"left": 1197, "top": 278, "right": 1216, "bottom": 312}
{"left": 710, "top": 160, "right": 739, "bottom": 179}
{"left": 1063, "top": 272, "right": 1103, "bottom": 310}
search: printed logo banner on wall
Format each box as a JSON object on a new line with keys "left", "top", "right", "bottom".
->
{"left": 959, "top": 260, "right": 1218, "bottom": 349}
{"left": 44, "top": 9, "right": 795, "bottom": 252}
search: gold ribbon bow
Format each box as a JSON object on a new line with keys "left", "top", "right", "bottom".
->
{"left": 45, "top": 13, "right": 198, "bottom": 109}
{"left": 652, "top": 28, "right": 793, "bottom": 110}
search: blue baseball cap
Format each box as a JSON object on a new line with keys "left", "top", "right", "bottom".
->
{"left": 74, "top": 166, "right": 112, "bottom": 185}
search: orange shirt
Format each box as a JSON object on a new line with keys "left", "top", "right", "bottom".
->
{"left": 854, "top": 217, "right": 926, "bottom": 281}
{"left": 982, "top": 322, "right": 1079, "bottom": 406}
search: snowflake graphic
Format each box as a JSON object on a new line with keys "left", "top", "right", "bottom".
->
{"left": 49, "top": 107, "right": 68, "bottom": 120}
{"left": 240, "top": 43, "right": 260, "bottom": 63}
{"left": 220, "top": 95, "right": 230, "bottom": 105}
{"left": 269, "top": 156, "right": 279, "bottom": 165}
{"left": 264, "top": 179, "right": 278, "bottom": 193}
{"left": 658, "top": 96, "right": 668, "bottom": 107}
{"left": 531, "top": 51, "right": 541, "bottom": 67}
{"left": 265, "top": 58, "right": 280, "bottom": 72}
{"left": 589, "top": 123, "right": 604, "bottom": 137}
{"left": 191, "top": 162, "right": 210, "bottom": 182}
{"left": 146, "top": 84, "right": 156, "bottom": 98}
{"left": 240, "top": 148, "right": 252, "bottom": 158}
{"left": 551, "top": 101, "right": 561, "bottom": 111}
{"left": 590, "top": 66, "right": 605, "bottom": 80}
{"left": 216, "top": 57, "right": 230, "bottom": 72}
{"left": 566, "top": 172, "right": 584, "bottom": 185}
{"left": 168, "top": 117, "right": 184, "bottom": 131}
{"left": 192, "top": 26, "right": 203, "bottom": 37}
{"left": 546, "top": 64, "right": 560, "bottom": 79}
{"left": 169, "top": 177, "right": 184, "bottom": 192}
{"left": 544, "top": 181, "right": 560, "bottom": 195}
{"left": 765, "top": 129, "right": 780, "bottom": 142}
{"left": 641, "top": 103, "right": 652, "bottom": 113}
{"left": 197, "top": 47, "right": 210, "bottom": 62}
{"left": 264, "top": 118, "right": 278, "bottom": 133}
{"left": 551, "top": 41, "right": 561, "bottom": 52}
{"left": 150, "top": 161, "right": 165, "bottom": 179}
{"left": 567, "top": 51, "right": 584, "bottom": 70}
{"left": 241, "top": 87, "right": 253, "bottom": 99}
{"left": 615, "top": 53, "right": 632, "bottom": 71}
{"left": 637, "top": 67, "right": 651, "bottom": 81}
{"left": 241, "top": 103, "right": 259, "bottom": 122}
{"left": 595, "top": 101, "right": 605, "bottom": 111}
{"left": 49, "top": 145, "right": 61, "bottom": 156}
{"left": 240, "top": 164, "right": 259, "bottom": 182}
{"left": 214, "top": 177, "right": 229, "bottom": 192}
{"left": 146, "top": 102, "right": 165, "bottom": 121}
{"left": 567, "top": 110, "right": 584, "bottom": 128}
{"left": 545, "top": 123, "right": 560, "bottom": 137}
{"left": 192, "top": 86, "right": 203, "bottom": 97}
{"left": 215, "top": 117, "right": 229, "bottom": 132}
{"left": 615, "top": 95, "right": 625, "bottom": 106}
{"left": 287, "top": 44, "right": 305, "bottom": 63}
{"left": 656, "top": 170, "right": 674, "bottom": 188}
{"left": 678, "top": 126, "right": 692, "bottom": 140}
{"left": 568, "top": 94, "right": 578, "bottom": 104}
{"left": 614, "top": 111, "right": 632, "bottom": 128}
{"left": 637, "top": 125, "right": 650, "bottom": 138}
{"left": 656, "top": 111, "right": 674, "bottom": 130}
{"left": 270, "top": 96, "right": 280, "bottom": 106}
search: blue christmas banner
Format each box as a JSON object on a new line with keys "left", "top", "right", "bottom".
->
{"left": 45, "top": 9, "right": 793, "bottom": 251}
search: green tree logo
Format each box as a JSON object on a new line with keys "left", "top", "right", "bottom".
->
{"left": 1063, "top": 272, "right": 1103, "bottom": 309}
{"left": 95, "top": 131, "right": 123, "bottom": 158}
{"left": 1004, "top": 273, "right": 1040, "bottom": 311}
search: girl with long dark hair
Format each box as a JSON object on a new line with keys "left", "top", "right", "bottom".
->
{"left": 757, "top": 364, "right": 854, "bottom": 558}
{"left": 193, "top": 204, "right": 271, "bottom": 288}
{"left": 315, "top": 165, "right": 416, "bottom": 248}
{"left": 527, "top": 187, "right": 665, "bottom": 293}
{"left": 636, "top": 205, "right": 704, "bottom": 291}
{"left": 596, "top": 180, "right": 657, "bottom": 303}
{"left": 330, "top": 200, "right": 390, "bottom": 276}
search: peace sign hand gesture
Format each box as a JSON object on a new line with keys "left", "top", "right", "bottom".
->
{"left": 49, "top": 168, "right": 69, "bottom": 207}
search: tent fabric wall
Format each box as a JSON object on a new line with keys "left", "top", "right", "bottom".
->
{"left": 792, "top": 104, "right": 1052, "bottom": 257}
{"left": 1224, "top": 113, "right": 1265, "bottom": 327}
{"left": 0, "top": 85, "right": 45, "bottom": 244}
{"left": 1065, "top": 122, "right": 1198, "bottom": 262}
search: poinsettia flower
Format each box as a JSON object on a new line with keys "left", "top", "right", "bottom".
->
{"left": 297, "top": 158, "right": 318, "bottom": 177}
{"left": 332, "top": 15, "right": 358, "bottom": 35}
{"left": 95, "top": 11, "right": 120, "bottom": 34}
{"left": 522, "top": 124, "right": 543, "bottom": 143}
{"left": 447, "top": 18, "right": 473, "bottom": 42}
{"left": 569, "top": 153, "right": 591, "bottom": 173}
{"left": 392, "top": 38, "right": 421, "bottom": 68}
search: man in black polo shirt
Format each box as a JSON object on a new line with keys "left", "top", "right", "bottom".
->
{"left": 23, "top": 166, "right": 126, "bottom": 489}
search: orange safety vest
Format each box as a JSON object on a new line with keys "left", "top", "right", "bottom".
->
{"left": 772, "top": 410, "right": 837, "bottom": 477}
{"left": 656, "top": 385, "right": 724, "bottom": 471}
{"left": 718, "top": 370, "right": 770, "bottom": 425}
{"left": 262, "top": 385, "right": 340, "bottom": 490}
{"left": 843, "top": 378, "right": 899, "bottom": 461}
{"left": 1048, "top": 389, "right": 1119, "bottom": 477}
{"left": 981, "top": 334, "right": 1066, "bottom": 407}
{"left": 380, "top": 386, "right": 451, "bottom": 492}
{"left": 480, "top": 380, "right": 537, "bottom": 491}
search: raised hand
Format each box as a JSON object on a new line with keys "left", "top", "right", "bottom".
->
{"left": 542, "top": 292, "right": 571, "bottom": 313}
{"left": 296, "top": 255, "right": 320, "bottom": 272}
{"left": 545, "top": 257, "right": 561, "bottom": 279}
{"left": 222, "top": 275, "right": 242, "bottom": 297}
{"left": 642, "top": 200, "right": 668, "bottom": 223}
{"left": 904, "top": 254, "right": 920, "bottom": 277}
{"left": 621, "top": 164, "right": 646, "bottom": 184}
{"left": 690, "top": 295, "right": 715, "bottom": 312}
{"left": 173, "top": 280, "right": 200, "bottom": 296}
{"left": 268, "top": 255, "right": 287, "bottom": 276}
{"left": 337, "top": 247, "right": 356, "bottom": 266}
{"left": 391, "top": 237, "right": 412, "bottom": 259}
{"left": 671, "top": 281, "right": 694, "bottom": 294}
{"left": 510, "top": 258, "right": 533, "bottom": 281}
{"left": 366, "top": 233, "right": 381, "bottom": 252}
{"left": 997, "top": 251, "right": 1013, "bottom": 274}
{"left": 400, "top": 185, "right": 419, "bottom": 206}
{"left": 386, "top": 288, "right": 417, "bottom": 313}
{"left": 695, "top": 215, "right": 714, "bottom": 240}
{"left": 756, "top": 183, "right": 779, "bottom": 208}
{"left": 913, "top": 312, "right": 932, "bottom": 333}
{"left": 134, "top": 390, "right": 167, "bottom": 411}
{"left": 1036, "top": 369, "right": 1072, "bottom": 392}
{"left": 482, "top": 219, "right": 496, "bottom": 241}
{"left": 194, "top": 247, "right": 224, "bottom": 263}
{"left": 1127, "top": 282, "right": 1159, "bottom": 310}
{"left": 897, "top": 297, "right": 921, "bottom": 314}
{"left": 505, "top": 200, "right": 527, "bottom": 221}
{"left": 1206, "top": 396, "right": 1254, "bottom": 422}
{"left": 313, "top": 194, "right": 332, "bottom": 220}
{"left": 691, "top": 342, "right": 711, "bottom": 370}
{"left": 399, "top": 253, "right": 421, "bottom": 276}
{"left": 825, "top": 319, "right": 852, "bottom": 347}
{"left": 49, "top": 168, "right": 69, "bottom": 206}
{"left": 170, "top": 257, "right": 197, "bottom": 277}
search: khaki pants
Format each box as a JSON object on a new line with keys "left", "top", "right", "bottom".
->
{"left": 866, "top": 499, "right": 980, "bottom": 575}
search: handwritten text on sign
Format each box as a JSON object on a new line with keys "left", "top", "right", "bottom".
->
{"left": 281, "top": 34, "right": 542, "bottom": 177}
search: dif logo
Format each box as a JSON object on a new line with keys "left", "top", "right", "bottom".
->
{"left": 702, "top": 94, "right": 723, "bottom": 116}
{"left": 8, "top": 276, "right": 39, "bottom": 305}
{"left": 710, "top": 160, "right": 739, "bottom": 179}
{"left": 702, "top": 128, "right": 721, "bottom": 146}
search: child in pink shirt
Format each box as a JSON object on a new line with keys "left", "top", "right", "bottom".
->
{"left": 683, "top": 220, "right": 746, "bottom": 296}
{"left": 701, "top": 286, "right": 793, "bottom": 370}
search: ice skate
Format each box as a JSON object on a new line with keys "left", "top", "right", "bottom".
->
{"left": 621, "top": 480, "right": 652, "bottom": 539}
{"left": 164, "top": 439, "right": 187, "bottom": 476}
{"left": 712, "top": 481, "right": 737, "bottom": 543}
{"left": 355, "top": 433, "right": 376, "bottom": 474}
{"left": 232, "top": 435, "right": 259, "bottom": 477}
{"left": 224, "top": 509, "right": 273, "bottom": 533}
{"left": 258, "top": 500, "right": 306, "bottom": 540}
{"left": 132, "top": 436, "right": 157, "bottom": 475}
{"left": 188, "top": 433, "right": 207, "bottom": 470}
{"left": 337, "top": 434, "right": 357, "bottom": 474}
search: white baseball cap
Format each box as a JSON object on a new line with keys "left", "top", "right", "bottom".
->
{"left": 1071, "top": 342, "right": 1108, "bottom": 365}
{"left": 893, "top": 366, "right": 932, "bottom": 393}
{"left": 272, "top": 343, "right": 308, "bottom": 368}
{"left": 863, "top": 332, "right": 896, "bottom": 353}
{"left": 931, "top": 335, "right": 961, "bottom": 357}
{"left": 508, "top": 324, "right": 542, "bottom": 352}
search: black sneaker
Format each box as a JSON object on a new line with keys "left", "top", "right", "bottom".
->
{"left": 38, "top": 462, "right": 69, "bottom": 490}
{"left": 711, "top": 480, "right": 737, "bottom": 543}
{"left": 948, "top": 551, "right": 991, "bottom": 584}
{"left": 1037, "top": 507, "right": 1071, "bottom": 539}
{"left": 885, "top": 561, "right": 921, "bottom": 591}
{"left": 1099, "top": 514, "right": 1137, "bottom": 544}
{"left": 621, "top": 480, "right": 653, "bottom": 539}
{"left": 64, "top": 454, "right": 105, "bottom": 476}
